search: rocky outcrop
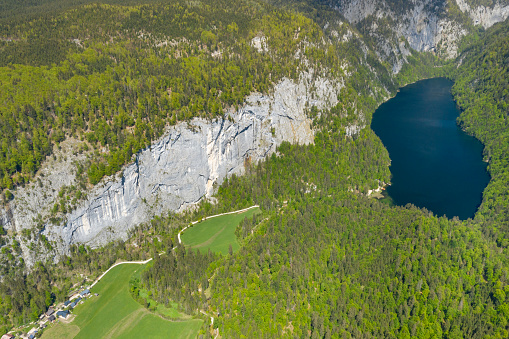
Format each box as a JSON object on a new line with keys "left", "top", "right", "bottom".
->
{"left": 456, "top": 0, "right": 509, "bottom": 29}
{"left": 1, "top": 71, "right": 343, "bottom": 266}
{"left": 330, "top": 0, "right": 508, "bottom": 68}
{"left": 329, "top": 0, "right": 467, "bottom": 66}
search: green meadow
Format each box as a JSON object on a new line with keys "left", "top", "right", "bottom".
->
{"left": 181, "top": 207, "right": 260, "bottom": 255}
{"left": 40, "top": 208, "right": 259, "bottom": 338}
{"left": 41, "top": 264, "right": 202, "bottom": 339}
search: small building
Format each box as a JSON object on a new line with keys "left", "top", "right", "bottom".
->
{"left": 70, "top": 297, "right": 81, "bottom": 309}
{"left": 28, "top": 335, "right": 35, "bottom": 339}
{"left": 56, "top": 310, "right": 70, "bottom": 319}
{"left": 1, "top": 334, "right": 15, "bottom": 339}
{"left": 48, "top": 315, "right": 56, "bottom": 322}
{"left": 64, "top": 300, "right": 71, "bottom": 307}
{"left": 45, "top": 308, "right": 54, "bottom": 317}
{"left": 80, "top": 289, "right": 90, "bottom": 297}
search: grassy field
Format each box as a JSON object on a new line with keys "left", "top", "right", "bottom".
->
{"left": 40, "top": 323, "right": 80, "bottom": 338}
{"left": 181, "top": 207, "right": 260, "bottom": 255}
{"left": 41, "top": 264, "right": 202, "bottom": 339}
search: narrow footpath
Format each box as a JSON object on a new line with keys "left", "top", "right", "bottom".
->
{"left": 84, "top": 204, "right": 259, "bottom": 337}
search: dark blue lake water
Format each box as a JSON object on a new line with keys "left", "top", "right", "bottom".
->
{"left": 371, "top": 78, "right": 489, "bottom": 220}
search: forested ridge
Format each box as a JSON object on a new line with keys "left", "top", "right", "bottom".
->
{"left": 0, "top": 0, "right": 507, "bottom": 338}
{"left": 452, "top": 21, "right": 509, "bottom": 244}
{"left": 0, "top": 0, "right": 399, "bottom": 195}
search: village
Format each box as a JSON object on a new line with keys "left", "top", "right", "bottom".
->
{"left": 1, "top": 287, "right": 97, "bottom": 339}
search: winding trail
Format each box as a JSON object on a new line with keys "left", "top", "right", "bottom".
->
{"left": 177, "top": 205, "right": 259, "bottom": 244}
{"left": 89, "top": 259, "right": 152, "bottom": 289}
{"left": 85, "top": 204, "right": 259, "bottom": 335}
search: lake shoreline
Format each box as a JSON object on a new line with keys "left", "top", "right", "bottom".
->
{"left": 371, "top": 77, "right": 489, "bottom": 220}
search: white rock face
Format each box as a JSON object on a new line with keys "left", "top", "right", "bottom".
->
{"left": 456, "top": 0, "right": 509, "bottom": 29}
{"left": 333, "top": 0, "right": 467, "bottom": 63}
{"left": 251, "top": 36, "right": 268, "bottom": 53}
{"left": 335, "top": 0, "right": 378, "bottom": 24}
{"left": 0, "top": 71, "right": 343, "bottom": 266}
{"left": 332, "top": 0, "right": 508, "bottom": 67}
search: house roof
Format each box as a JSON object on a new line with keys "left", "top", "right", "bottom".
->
{"left": 45, "top": 308, "right": 54, "bottom": 316}
{"left": 49, "top": 315, "right": 56, "bottom": 321}
{"left": 1, "top": 334, "right": 15, "bottom": 339}
{"left": 80, "top": 289, "right": 90, "bottom": 296}
{"left": 57, "top": 310, "right": 70, "bottom": 318}
{"left": 70, "top": 299, "right": 81, "bottom": 308}
{"left": 64, "top": 300, "right": 71, "bottom": 306}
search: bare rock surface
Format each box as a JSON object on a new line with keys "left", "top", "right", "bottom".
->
{"left": 1, "top": 72, "right": 342, "bottom": 266}
{"left": 456, "top": 0, "right": 509, "bottom": 29}
{"left": 331, "top": 0, "right": 508, "bottom": 68}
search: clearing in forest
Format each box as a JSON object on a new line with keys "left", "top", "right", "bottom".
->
{"left": 181, "top": 207, "right": 260, "bottom": 255}
{"left": 41, "top": 264, "right": 202, "bottom": 339}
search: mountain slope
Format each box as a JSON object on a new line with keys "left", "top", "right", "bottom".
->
{"left": 0, "top": 1, "right": 508, "bottom": 337}
{"left": 0, "top": 0, "right": 399, "bottom": 266}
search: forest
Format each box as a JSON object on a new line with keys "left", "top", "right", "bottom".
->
{"left": 0, "top": 0, "right": 507, "bottom": 337}
{"left": 0, "top": 0, "right": 387, "bottom": 192}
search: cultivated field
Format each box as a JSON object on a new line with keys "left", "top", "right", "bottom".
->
{"left": 181, "top": 207, "right": 260, "bottom": 254}
{"left": 41, "top": 264, "right": 202, "bottom": 339}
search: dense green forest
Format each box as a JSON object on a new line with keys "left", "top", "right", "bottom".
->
{"left": 0, "top": 0, "right": 507, "bottom": 337}
{"left": 0, "top": 0, "right": 398, "bottom": 193}
{"left": 451, "top": 21, "right": 509, "bottom": 245}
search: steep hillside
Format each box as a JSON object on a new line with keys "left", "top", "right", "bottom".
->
{"left": 0, "top": 0, "right": 401, "bottom": 266}
{"left": 3, "top": 0, "right": 501, "bottom": 266}
{"left": 452, "top": 20, "right": 509, "bottom": 243}
{"left": 0, "top": 0, "right": 508, "bottom": 337}
{"left": 198, "top": 18, "right": 509, "bottom": 338}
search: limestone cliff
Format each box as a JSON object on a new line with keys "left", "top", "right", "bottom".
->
{"left": 4, "top": 0, "right": 508, "bottom": 267}
{"left": 328, "top": 0, "right": 508, "bottom": 71}
{"left": 0, "top": 71, "right": 343, "bottom": 266}
{"left": 456, "top": 0, "right": 509, "bottom": 29}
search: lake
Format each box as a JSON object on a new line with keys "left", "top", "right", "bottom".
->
{"left": 371, "top": 78, "right": 489, "bottom": 220}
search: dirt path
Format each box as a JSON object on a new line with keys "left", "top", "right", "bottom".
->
{"left": 90, "top": 205, "right": 259, "bottom": 289}
{"left": 177, "top": 205, "right": 259, "bottom": 244}
{"left": 84, "top": 204, "right": 259, "bottom": 338}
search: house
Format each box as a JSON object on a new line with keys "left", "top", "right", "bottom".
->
{"left": 80, "top": 289, "right": 90, "bottom": 297}
{"left": 1, "top": 334, "right": 15, "bottom": 339}
{"left": 48, "top": 315, "right": 56, "bottom": 322}
{"left": 56, "top": 310, "right": 70, "bottom": 319}
{"left": 70, "top": 297, "right": 81, "bottom": 309}
{"left": 64, "top": 300, "right": 71, "bottom": 307}
{"left": 45, "top": 307, "right": 54, "bottom": 317}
